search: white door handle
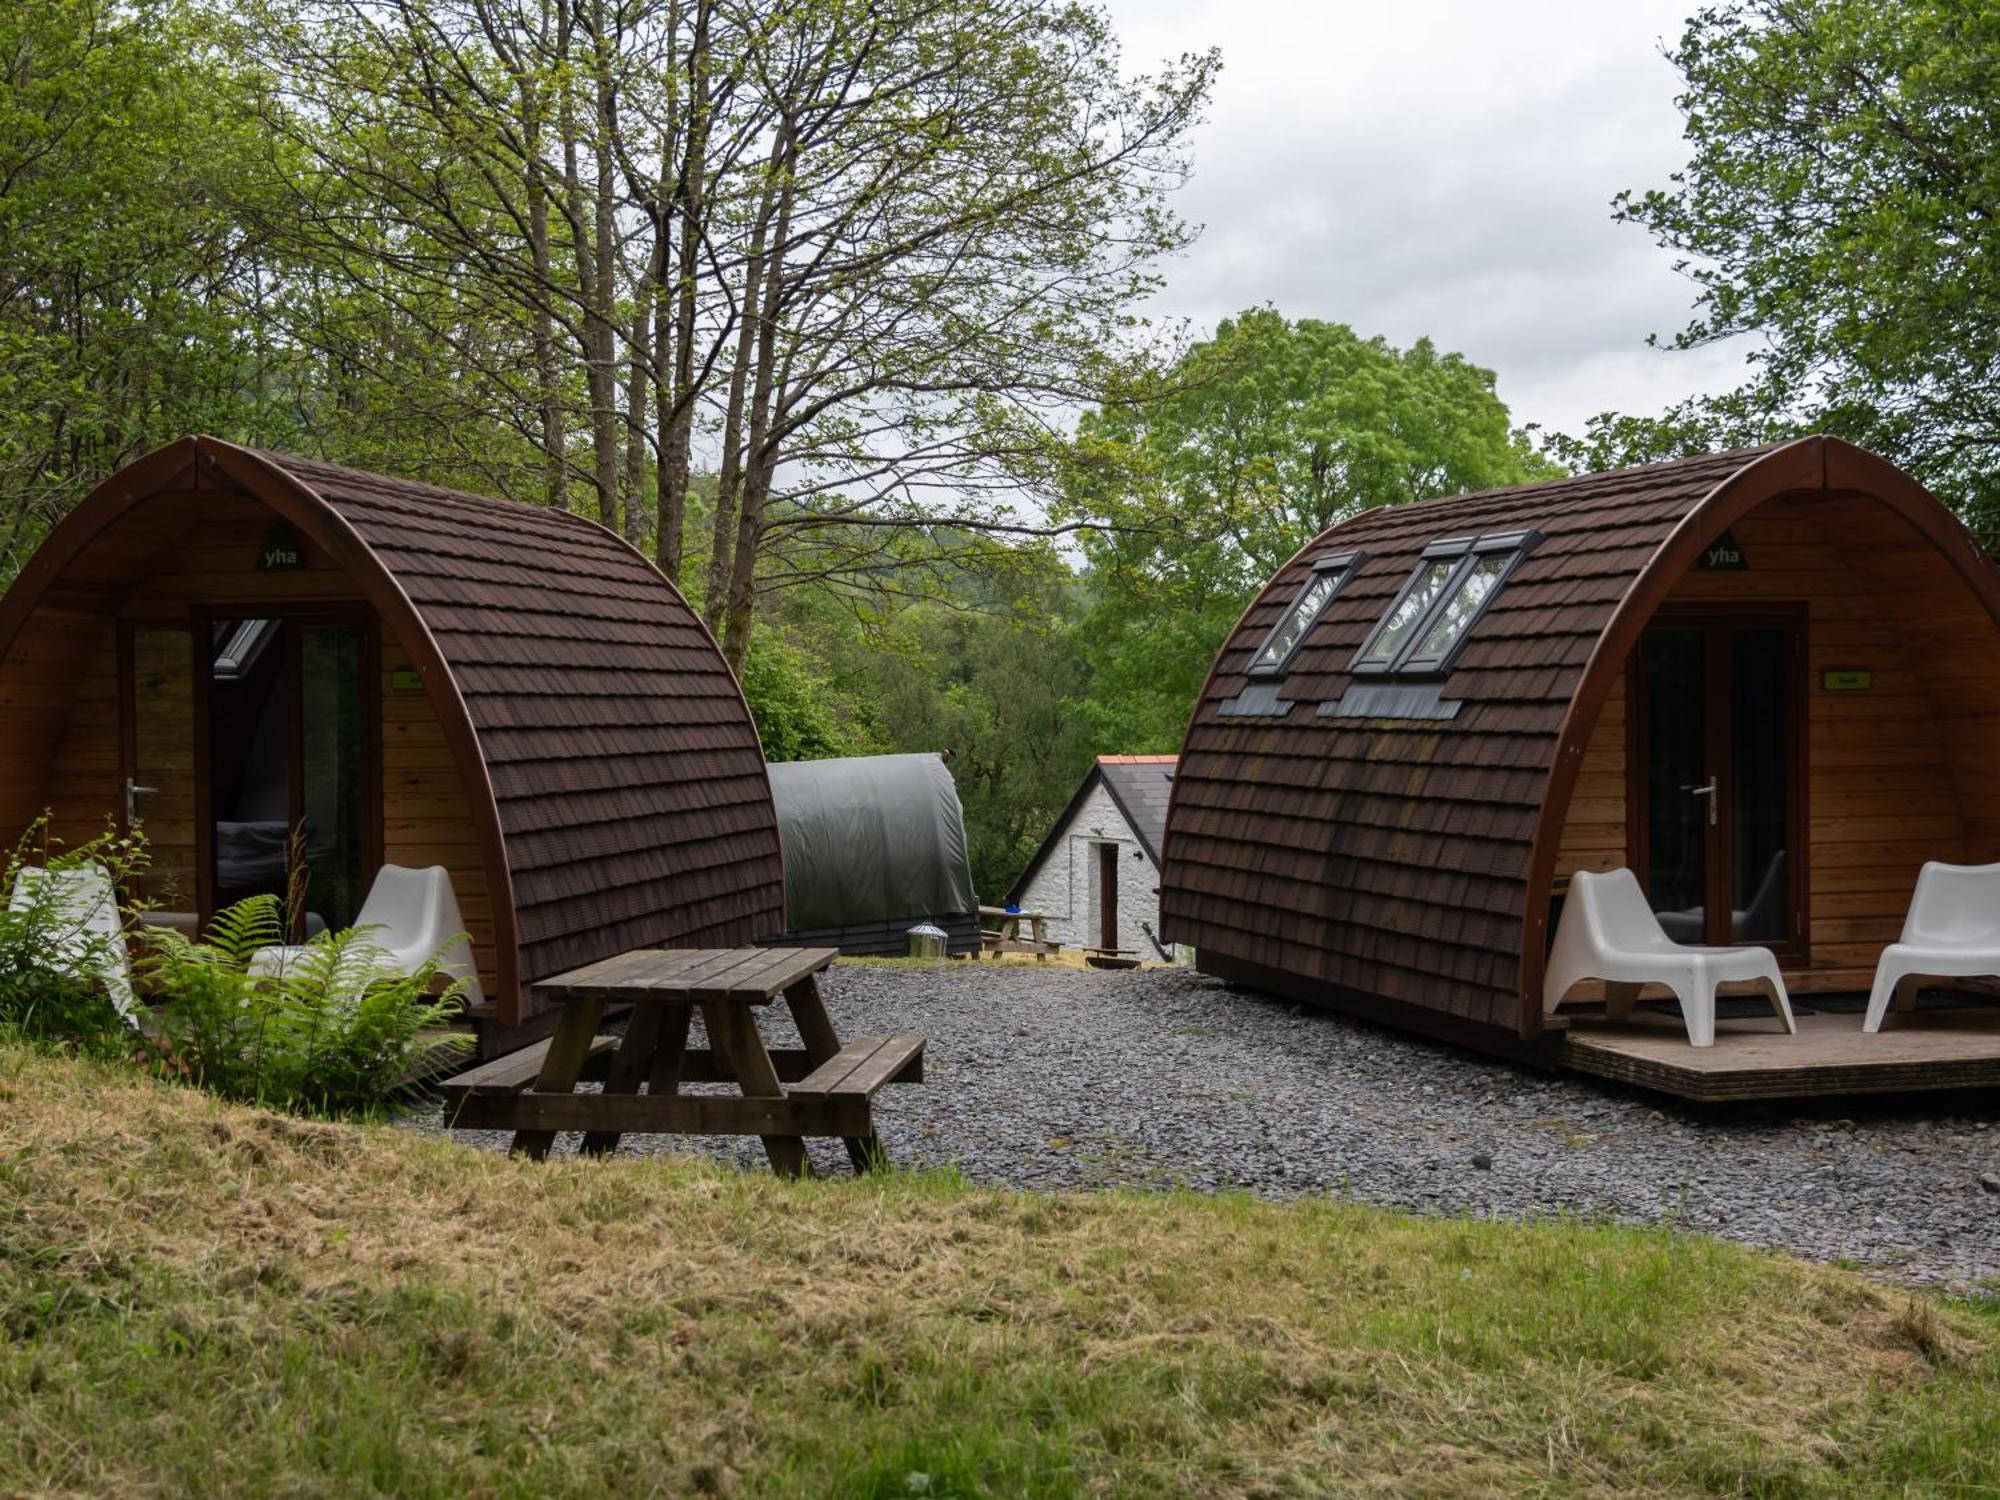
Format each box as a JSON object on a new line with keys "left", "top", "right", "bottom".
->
{"left": 1680, "top": 777, "right": 1718, "bottom": 827}
{"left": 125, "top": 776, "right": 159, "bottom": 827}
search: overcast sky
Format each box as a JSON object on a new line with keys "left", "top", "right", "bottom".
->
{"left": 1101, "top": 0, "right": 1758, "bottom": 438}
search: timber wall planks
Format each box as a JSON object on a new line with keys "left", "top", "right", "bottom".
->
{"left": 379, "top": 635, "right": 499, "bottom": 996}
{"left": 1550, "top": 494, "right": 1990, "bottom": 979}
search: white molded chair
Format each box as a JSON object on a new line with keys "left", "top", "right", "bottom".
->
{"left": 7, "top": 863, "right": 140, "bottom": 1027}
{"left": 1544, "top": 867, "right": 1795, "bottom": 1048}
{"left": 250, "top": 864, "right": 484, "bottom": 1008}
{"left": 1863, "top": 861, "right": 2000, "bottom": 1033}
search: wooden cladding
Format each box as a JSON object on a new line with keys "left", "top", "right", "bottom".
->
{"left": 1551, "top": 492, "right": 1999, "bottom": 986}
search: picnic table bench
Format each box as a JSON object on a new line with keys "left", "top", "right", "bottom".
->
{"left": 438, "top": 946, "right": 923, "bottom": 1178}
{"left": 977, "top": 905, "right": 1060, "bottom": 960}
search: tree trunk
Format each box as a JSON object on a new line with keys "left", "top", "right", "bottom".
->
{"left": 657, "top": 0, "right": 709, "bottom": 582}
{"left": 520, "top": 33, "right": 566, "bottom": 512}
{"left": 720, "top": 130, "right": 798, "bottom": 671}
{"left": 704, "top": 143, "right": 780, "bottom": 633}
{"left": 587, "top": 0, "right": 621, "bottom": 531}
{"left": 624, "top": 274, "right": 654, "bottom": 547}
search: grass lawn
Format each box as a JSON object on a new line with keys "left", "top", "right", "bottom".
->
{"left": 3, "top": 1044, "right": 1997, "bottom": 1497}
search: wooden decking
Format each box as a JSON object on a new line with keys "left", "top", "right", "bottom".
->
{"left": 1563, "top": 1004, "right": 2000, "bottom": 1101}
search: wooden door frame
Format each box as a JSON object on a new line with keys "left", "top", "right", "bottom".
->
{"left": 1626, "top": 602, "right": 1810, "bottom": 964}
{"left": 173, "top": 606, "right": 382, "bottom": 935}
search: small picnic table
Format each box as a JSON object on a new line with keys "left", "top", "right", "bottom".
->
{"left": 439, "top": 946, "right": 924, "bottom": 1178}
{"left": 978, "top": 904, "right": 1059, "bottom": 960}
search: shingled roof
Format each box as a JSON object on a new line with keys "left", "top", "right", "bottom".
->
{"left": 251, "top": 448, "right": 786, "bottom": 992}
{"left": 1160, "top": 437, "right": 1994, "bottom": 1046}
{"left": 1097, "top": 756, "right": 1176, "bottom": 866}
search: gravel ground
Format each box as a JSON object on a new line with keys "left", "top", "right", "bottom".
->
{"left": 404, "top": 963, "right": 2000, "bottom": 1290}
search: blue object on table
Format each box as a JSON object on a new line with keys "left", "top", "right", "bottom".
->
{"left": 1004, "top": 902, "right": 1020, "bottom": 915}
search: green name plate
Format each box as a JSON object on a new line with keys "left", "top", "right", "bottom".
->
{"left": 1822, "top": 669, "right": 1871, "bottom": 691}
{"left": 391, "top": 667, "right": 424, "bottom": 691}
{"left": 1696, "top": 529, "right": 1747, "bottom": 571}
{"left": 257, "top": 523, "right": 306, "bottom": 572}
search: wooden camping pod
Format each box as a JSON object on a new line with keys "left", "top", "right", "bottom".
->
{"left": 1160, "top": 437, "right": 2000, "bottom": 1060}
{"left": 0, "top": 436, "right": 784, "bottom": 1040}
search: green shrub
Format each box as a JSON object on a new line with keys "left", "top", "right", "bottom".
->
{"left": 143, "top": 893, "right": 473, "bottom": 1116}
{"left": 0, "top": 819, "right": 146, "bottom": 1050}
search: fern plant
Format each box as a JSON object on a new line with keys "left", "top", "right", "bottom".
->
{"left": 144, "top": 894, "right": 473, "bottom": 1116}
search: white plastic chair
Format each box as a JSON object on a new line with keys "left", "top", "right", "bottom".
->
{"left": 1544, "top": 867, "right": 1795, "bottom": 1048}
{"left": 7, "top": 863, "right": 140, "bottom": 1027}
{"left": 250, "top": 864, "right": 484, "bottom": 1008}
{"left": 1863, "top": 861, "right": 2000, "bottom": 1033}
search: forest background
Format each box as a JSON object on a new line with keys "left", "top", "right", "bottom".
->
{"left": 4, "top": 0, "right": 1992, "bottom": 896}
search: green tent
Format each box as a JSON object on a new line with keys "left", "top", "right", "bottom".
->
{"left": 767, "top": 752, "right": 980, "bottom": 955}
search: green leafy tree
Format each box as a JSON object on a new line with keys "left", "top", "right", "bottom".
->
{"left": 768, "top": 542, "right": 1091, "bottom": 896}
{"left": 1610, "top": 0, "right": 2000, "bottom": 537}
{"left": 860, "top": 597, "right": 1093, "bottom": 901}
{"left": 0, "top": 0, "right": 286, "bottom": 580}
{"left": 737, "top": 634, "right": 881, "bottom": 764}
{"left": 1067, "top": 308, "right": 1555, "bottom": 748}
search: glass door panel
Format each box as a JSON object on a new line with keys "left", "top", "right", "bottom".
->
{"left": 1637, "top": 615, "right": 1799, "bottom": 952}
{"left": 1643, "top": 627, "right": 1708, "bottom": 940}
{"left": 1730, "top": 628, "right": 1790, "bottom": 942}
{"left": 208, "top": 617, "right": 295, "bottom": 916}
{"left": 207, "top": 616, "right": 369, "bottom": 938}
{"left": 300, "top": 627, "right": 366, "bottom": 933}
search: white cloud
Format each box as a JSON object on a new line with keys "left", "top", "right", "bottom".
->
{"left": 1104, "top": 0, "right": 1760, "bottom": 436}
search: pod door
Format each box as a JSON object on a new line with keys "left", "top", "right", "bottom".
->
{"left": 1630, "top": 607, "right": 1805, "bottom": 958}
{"left": 201, "top": 614, "right": 376, "bottom": 938}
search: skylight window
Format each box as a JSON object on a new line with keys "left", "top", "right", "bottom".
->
{"left": 1246, "top": 551, "right": 1364, "bottom": 678}
{"left": 211, "top": 617, "right": 281, "bottom": 680}
{"left": 1351, "top": 531, "right": 1539, "bottom": 677}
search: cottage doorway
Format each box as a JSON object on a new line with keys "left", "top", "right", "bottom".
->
{"left": 1629, "top": 606, "right": 1805, "bottom": 958}
{"left": 1097, "top": 842, "right": 1119, "bottom": 950}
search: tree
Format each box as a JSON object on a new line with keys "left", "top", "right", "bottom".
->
{"left": 736, "top": 632, "right": 879, "bottom": 763}
{"left": 1066, "top": 308, "right": 1555, "bottom": 749}
{"left": 238, "top": 0, "right": 1217, "bottom": 669}
{"left": 1612, "top": 0, "right": 2000, "bottom": 537}
{"left": 0, "top": 0, "right": 283, "bottom": 579}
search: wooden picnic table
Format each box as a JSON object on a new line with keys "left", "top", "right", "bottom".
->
{"left": 977, "top": 905, "right": 1059, "bottom": 960}
{"left": 438, "top": 946, "right": 924, "bottom": 1178}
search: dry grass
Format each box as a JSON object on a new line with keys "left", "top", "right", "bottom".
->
{"left": 2, "top": 1043, "right": 1996, "bottom": 1497}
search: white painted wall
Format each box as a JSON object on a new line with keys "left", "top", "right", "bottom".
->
{"left": 1014, "top": 780, "right": 1177, "bottom": 957}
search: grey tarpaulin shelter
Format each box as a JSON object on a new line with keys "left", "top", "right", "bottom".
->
{"left": 767, "top": 752, "right": 981, "bottom": 956}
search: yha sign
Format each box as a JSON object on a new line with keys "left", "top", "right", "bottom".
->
{"left": 1696, "top": 529, "right": 1747, "bottom": 572}
{"left": 258, "top": 523, "right": 306, "bottom": 572}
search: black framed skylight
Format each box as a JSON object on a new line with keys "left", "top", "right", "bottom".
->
{"left": 1245, "top": 550, "right": 1364, "bottom": 678}
{"left": 1350, "top": 530, "right": 1540, "bottom": 677}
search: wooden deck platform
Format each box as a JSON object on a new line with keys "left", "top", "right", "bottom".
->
{"left": 1562, "top": 1004, "right": 2000, "bottom": 1101}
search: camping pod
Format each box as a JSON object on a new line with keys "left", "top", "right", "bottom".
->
{"left": 0, "top": 436, "right": 784, "bottom": 1047}
{"left": 1160, "top": 438, "right": 2000, "bottom": 1083}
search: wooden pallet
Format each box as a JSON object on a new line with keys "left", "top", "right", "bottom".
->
{"left": 1562, "top": 1006, "right": 2000, "bottom": 1101}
